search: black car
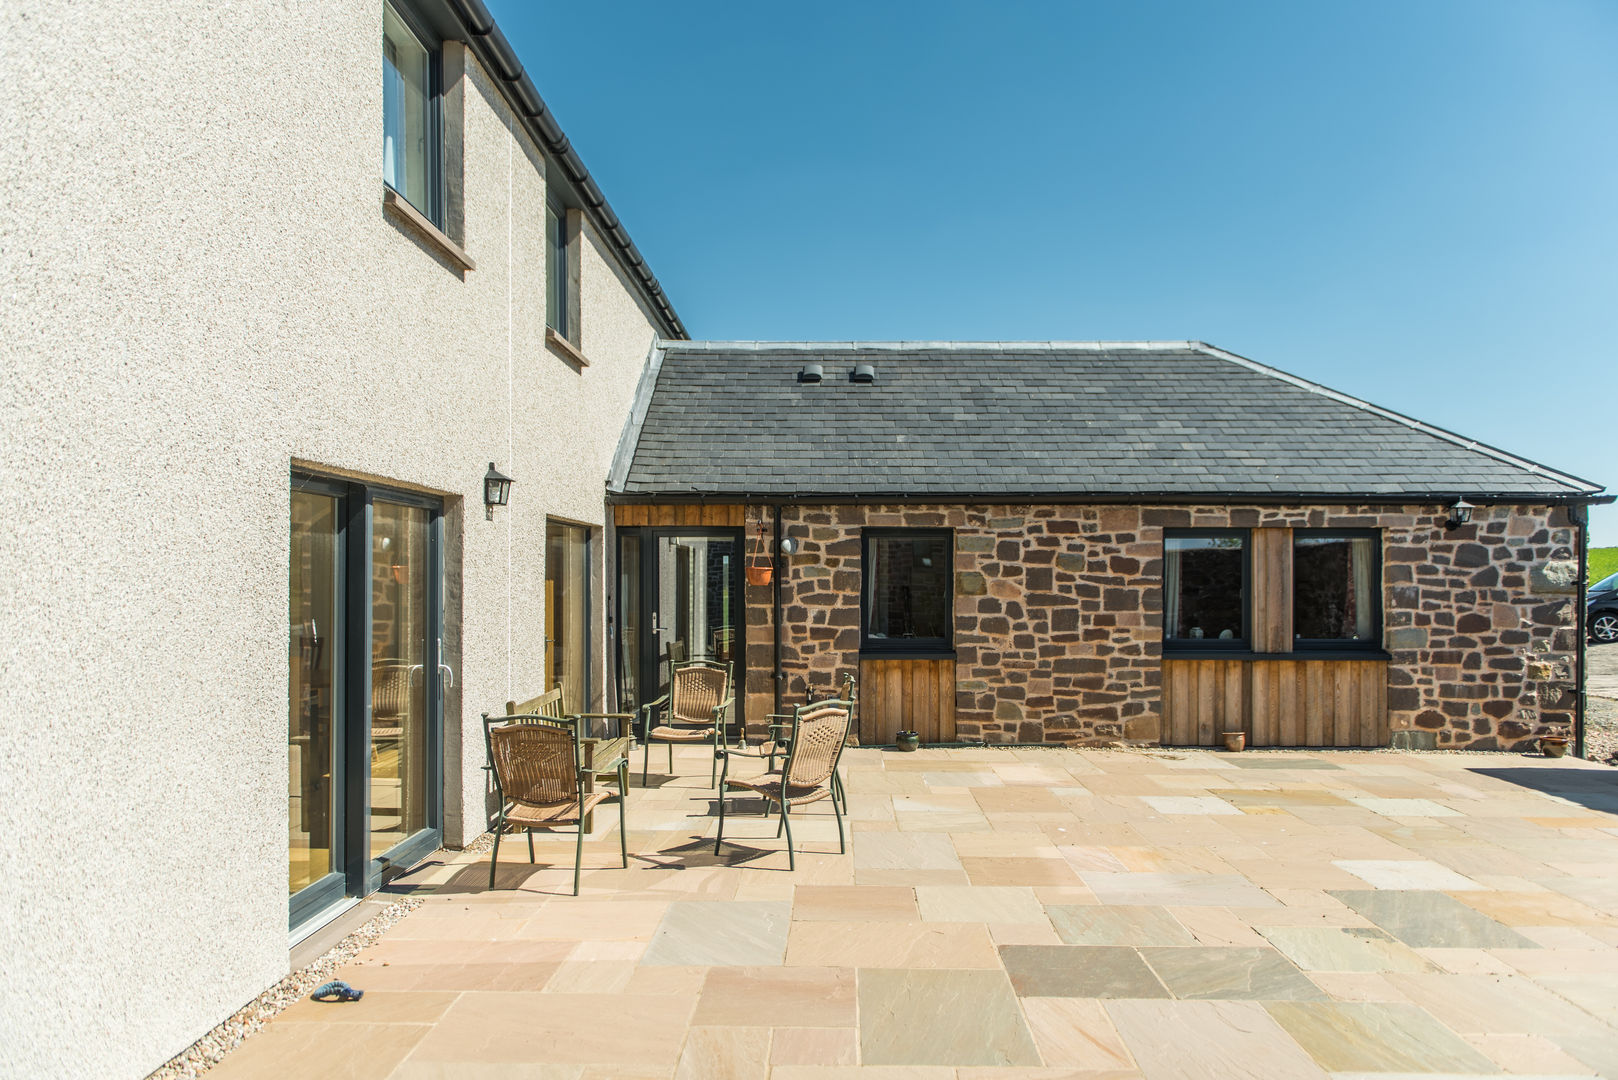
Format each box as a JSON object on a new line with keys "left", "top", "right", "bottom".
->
{"left": 1591, "top": 570, "right": 1618, "bottom": 643}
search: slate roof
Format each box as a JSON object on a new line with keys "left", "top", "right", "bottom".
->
{"left": 610, "top": 342, "right": 1602, "bottom": 499}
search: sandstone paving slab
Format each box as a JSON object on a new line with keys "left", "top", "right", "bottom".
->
{"left": 769, "top": 1026, "right": 860, "bottom": 1066}
{"left": 1348, "top": 797, "right": 1462, "bottom": 817}
{"left": 1256, "top": 926, "right": 1434, "bottom": 974}
{"left": 786, "top": 920, "right": 1001, "bottom": 968}
{"left": 1223, "top": 758, "right": 1342, "bottom": 770}
{"left": 792, "top": 884, "right": 919, "bottom": 922}
{"left": 1082, "top": 871, "right": 1279, "bottom": 908}
{"left": 208, "top": 1022, "right": 430, "bottom": 1080}
{"left": 691, "top": 965, "right": 857, "bottom": 1026}
{"left": 1046, "top": 904, "right": 1195, "bottom": 946}
{"left": 1139, "top": 946, "right": 1327, "bottom": 1001}
{"left": 1264, "top": 1001, "right": 1498, "bottom": 1074}
{"left": 673, "top": 1024, "right": 770, "bottom": 1080}
{"left": 999, "top": 944, "right": 1170, "bottom": 998}
{"left": 1329, "top": 890, "right": 1539, "bottom": 949}
{"left": 1141, "top": 795, "right": 1243, "bottom": 816}
{"left": 1536, "top": 974, "right": 1618, "bottom": 1028}
{"left": 1452, "top": 889, "right": 1616, "bottom": 928}
{"left": 1384, "top": 972, "right": 1605, "bottom": 1035}
{"left": 408, "top": 992, "right": 695, "bottom": 1066}
{"left": 857, "top": 968, "right": 1040, "bottom": 1067}
{"left": 915, "top": 884, "right": 1048, "bottom": 924}
{"left": 1105, "top": 999, "right": 1329, "bottom": 1080}
{"left": 1019, "top": 997, "right": 1137, "bottom": 1070}
{"left": 1331, "top": 858, "right": 1484, "bottom": 891}
{"left": 641, "top": 900, "right": 790, "bottom": 966}
{"left": 852, "top": 831, "right": 962, "bottom": 871}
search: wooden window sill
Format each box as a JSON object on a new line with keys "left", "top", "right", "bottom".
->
{"left": 546, "top": 327, "right": 590, "bottom": 367}
{"left": 383, "top": 186, "right": 475, "bottom": 272}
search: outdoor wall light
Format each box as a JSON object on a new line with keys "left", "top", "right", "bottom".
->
{"left": 1446, "top": 498, "right": 1475, "bottom": 530}
{"left": 780, "top": 537, "right": 800, "bottom": 555}
{"left": 483, "top": 462, "right": 514, "bottom": 520}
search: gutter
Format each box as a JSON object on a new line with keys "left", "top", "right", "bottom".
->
{"left": 445, "top": 0, "right": 686, "bottom": 340}
{"left": 1573, "top": 505, "right": 1589, "bottom": 759}
{"left": 605, "top": 491, "right": 1616, "bottom": 507}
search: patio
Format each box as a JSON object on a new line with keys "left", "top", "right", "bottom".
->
{"left": 217, "top": 745, "right": 1618, "bottom": 1079}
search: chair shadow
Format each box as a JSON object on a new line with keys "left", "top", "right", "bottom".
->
{"left": 1470, "top": 764, "right": 1618, "bottom": 815}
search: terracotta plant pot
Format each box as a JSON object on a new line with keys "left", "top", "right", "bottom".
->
{"left": 895, "top": 731, "right": 920, "bottom": 752}
{"left": 1222, "top": 731, "right": 1246, "bottom": 752}
{"left": 745, "top": 565, "right": 773, "bottom": 587}
{"left": 1540, "top": 736, "right": 1568, "bottom": 759}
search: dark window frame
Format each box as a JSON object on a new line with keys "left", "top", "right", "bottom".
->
{"left": 1292, "top": 528, "right": 1382, "bottom": 651}
{"left": 1162, "top": 527, "right": 1251, "bottom": 652}
{"left": 860, "top": 528, "right": 955, "bottom": 656}
{"left": 382, "top": 0, "right": 446, "bottom": 228}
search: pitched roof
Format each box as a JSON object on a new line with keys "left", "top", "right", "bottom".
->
{"left": 610, "top": 341, "right": 1602, "bottom": 500}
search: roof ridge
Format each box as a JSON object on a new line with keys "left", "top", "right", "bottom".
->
{"left": 1191, "top": 342, "right": 1602, "bottom": 495}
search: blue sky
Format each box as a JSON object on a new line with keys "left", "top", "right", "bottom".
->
{"left": 492, "top": 0, "right": 1618, "bottom": 545}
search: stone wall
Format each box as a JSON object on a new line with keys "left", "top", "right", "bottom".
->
{"left": 741, "top": 501, "right": 1580, "bottom": 750}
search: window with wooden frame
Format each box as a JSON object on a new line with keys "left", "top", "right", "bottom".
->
{"left": 861, "top": 529, "right": 953, "bottom": 654}
{"left": 1163, "top": 529, "right": 1249, "bottom": 650}
{"left": 1292, "top": 530, "right": 1381, "bottom": 649}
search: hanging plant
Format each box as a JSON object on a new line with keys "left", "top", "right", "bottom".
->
{"left": 745, "top": 519, "right": 774, "bottom": 586}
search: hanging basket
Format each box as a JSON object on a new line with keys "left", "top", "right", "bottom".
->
{"left": 745, "top": 520, "right": 774, "bottom": 586}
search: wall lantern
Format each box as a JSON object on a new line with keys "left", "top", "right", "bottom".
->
{"left": 780, "top": 537, "right": 800, "bottom": 555}
{"left": 1445, "top": 498, "right": 1475, "bottom": 530}
{"left": 483, "top": 462, "right": 514, "bottom": 520}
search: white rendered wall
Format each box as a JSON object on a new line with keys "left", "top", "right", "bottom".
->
{"left": 0, "top": 4, "right": 662, "bottom": 1076}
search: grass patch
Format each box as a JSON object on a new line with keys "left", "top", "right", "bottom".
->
{"left": 1591, "top": 547, "right": 1618, "bottom": 585}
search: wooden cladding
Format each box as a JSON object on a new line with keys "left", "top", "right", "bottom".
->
{"left": 613, "top": 504, "right": 745, "bottom": 527}
{"left": 1249, "top": 527, "right": 1293, "bottom": 652}
{"left": 858, "top": 657, "right": 956, "bottom": 745}
{"left": 1162, "top": 658, "right": 1388, "bottom": 748}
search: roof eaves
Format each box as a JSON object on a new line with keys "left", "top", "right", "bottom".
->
{"left": 448, "top": 0, "right": 685, "bottom": 339}
{"left": 1192, "top": 342, "right": 1605, "bottom": 496}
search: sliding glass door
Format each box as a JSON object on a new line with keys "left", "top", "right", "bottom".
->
{"left": 289, "top": 475, "right": 442, "bottom": 931}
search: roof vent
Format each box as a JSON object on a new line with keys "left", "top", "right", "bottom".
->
{"left": 850, "top": 362, "right": 876, "bottom": 384}
{"left": 798, "top": 363, "right": 823, "bottom": 384}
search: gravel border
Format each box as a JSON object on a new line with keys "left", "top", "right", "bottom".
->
{"left": 145, "top": 895, "right": 423, "bottom": 1080}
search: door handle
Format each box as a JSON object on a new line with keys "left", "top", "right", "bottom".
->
{"left": 438, "top": 662, "right": 454, "bottom": 688}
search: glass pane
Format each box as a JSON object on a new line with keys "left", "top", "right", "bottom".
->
{"left": 371, "top": 501, "right": 432, "bottom": 859}
{"left": 654, "top": 535, "right": 738, "bottom": 698}
{"left": 546, "top": 522, "right": 591, "bottom": 713}
{"left": 546, "top": 203, "right": 567, "bottom": 336}
{"left": 866, "top": 533, "right": 951, "bottom": 641}
{"left": 1294, "top": 535, "right": 1376, "bottom": 640}
{"left": 383, "top": 6, "right": 433, "bottom": 218}
{"left": 1164, "top": 535, "right": 1245, "bottom": 642}
{"left": 289, "top": 491, "right": 338, "bottom": 896}
{"left": 618, "top": 532, "right": 641, "bottom": 708}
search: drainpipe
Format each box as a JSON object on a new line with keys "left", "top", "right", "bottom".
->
{"left": 1573, "top": 503, "right": 1588, "bottom": 759}
{"left": 773, "top": 502, "right": 784, "bottom": 716}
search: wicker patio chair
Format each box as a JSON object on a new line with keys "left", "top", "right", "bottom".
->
{"left": 714, "top": 697, "right": 852, "bottom": 870}
{"left": 740, "top": 671, "right": 855, "bottom": 812}
{"left": 483, "top": 714, "right": 628, "bottom": 895}
{"left": 638, "top": 659, "right": 732, "bottom": 786}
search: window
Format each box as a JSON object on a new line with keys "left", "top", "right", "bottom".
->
{"left": 383, "top": 3, "right": 440, "bottom": 225}
{"left": 862, "top": 530, "right": 953, "bottom": 653}
{"left": 546, "top": 197, "right": 574, "bottom": 342}
{"left": 1293, "top": 531, "right": 1380, "bottom": 647}
{"left": 1164, "top": 530, "right": 1248, "bottom": 648}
